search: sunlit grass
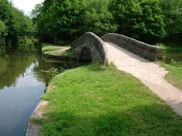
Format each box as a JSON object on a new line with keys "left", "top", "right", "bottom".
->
{"left": 160, "top": 61, "right": 182, "bottom": 90}
{"left": 40, "top": 63, "right": 182, "bottom": 136}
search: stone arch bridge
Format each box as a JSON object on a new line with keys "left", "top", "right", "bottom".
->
{"left": 72, "top": 32, "right": 182, "bottom": 116}
{"left": 72, "top": 32, "right": 163, "bottom": 63}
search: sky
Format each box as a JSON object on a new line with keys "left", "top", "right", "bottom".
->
{"left": 10, "top": 0, "right": 44, "bottom": 15}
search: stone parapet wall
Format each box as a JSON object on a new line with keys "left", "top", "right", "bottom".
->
{"left": 72, "top": 32, "right": 108, "bottom": 63}
{"left": 101, "top": 33, "right": 163, "bottom": 61}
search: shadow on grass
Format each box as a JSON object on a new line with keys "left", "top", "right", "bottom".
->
{"left": 41, "top": 104, "right": 182, "bottom": 136}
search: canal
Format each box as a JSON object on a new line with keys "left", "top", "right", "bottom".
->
{"left": 0, "top": 51, "right": 80, "bottom": 136}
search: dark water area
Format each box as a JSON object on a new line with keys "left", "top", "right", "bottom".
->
{"left": 163, "top": 53, "right": 182, "bottom": 64}
{"left": 0, "top": 51, "right": 82, "bottom": 136}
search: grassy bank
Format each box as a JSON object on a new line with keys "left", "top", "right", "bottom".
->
{"left": 41, "top": 43, "right": 75, "bottom": 59}
{"left": 160, "top": 61, "right": 182, "bottom": 90}
{"left": 156, "top": 43, "right": 182, "bottom": 53}
{"left": 39, "top": 64, "right": 182, "bottom": 136}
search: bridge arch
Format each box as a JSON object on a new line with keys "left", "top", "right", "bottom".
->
{"left": 72, "top": 32, "right": 108, "bottom": 63}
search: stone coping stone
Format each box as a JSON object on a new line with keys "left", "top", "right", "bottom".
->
{"left": 25, "top": 100, "right": 48, "bottom": 136}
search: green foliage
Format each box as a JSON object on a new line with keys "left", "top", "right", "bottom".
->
{"left": 159, "top": 0, "right": 182, "bottom": 43}
{"left": 17, "top": 36, "right": 39, "bottom": 51}
{"left": 40, "top": 64, "right": 182, "bottom": 136}
{"left": 0, "top": 0, "right": 35, "bottom": 48}
{"left": 33, "top": 0, "right": 85, "bottom": 42}
{"left": 0, "top": 0, "right": 15, "bottom": 45}
{"left": 80, "top": 0, "right": 117, "bottom": 37}
{"left": 109, "top": 0, "right": 143, "bottom": 39}
{"left": 0, "top": 46, "right": 5, "bottom": 55}
{"left": 156, "top": 43, "right": 182, "bottom": 53}
{"left": 32, "top": 0, "right": 117, "bottom": 43}
{"left": 11, "top": 8, "right": 35, "bottom": 33}
{"left": 109, "top": 0, "right": 165, "bottom": 43}
{"left": 31, "top": 0, "right": 182, "bottom": 44}
{"left": 0, "top": 20, "right": 7, "bottom": 45}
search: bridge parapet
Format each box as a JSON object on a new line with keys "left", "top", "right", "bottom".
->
{"left": 101, "top": 33, "right": 163, "bottom": 61}
{"left": 72, "top": 32, "right": 108, "bottom": 63}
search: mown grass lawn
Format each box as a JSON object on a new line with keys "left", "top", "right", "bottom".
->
{"left": 41, "top": 64, "right": 182, "bottom": 136}
{"left": 160, "top": 61, "right": 182, "bottom": 90}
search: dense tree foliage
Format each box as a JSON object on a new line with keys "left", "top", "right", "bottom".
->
{"left": 81, "top": 0, "right": 117, "bottom": 37}
{"left": 32, "top": 0, "right": 117, "bottom": 43}
{"left": 32, "top": 0, "right": 85, "bottom": 42}
{"left": 0, "top": 20, "right": 7, "bottom": 45}
{"left": 32, "top": 0, "right": 182, "bottom": 45}
{"left": 160, "top": 0, "right": 182, "bottom": 43}
{"left": 0, "top": 0, "right": 34, "bottom": 46}
{"left": 109, "top": 0, "right": 166, "bottom": 43}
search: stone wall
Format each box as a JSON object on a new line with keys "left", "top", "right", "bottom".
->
{"left": 72, "top": 32, "right": 108, "bottom": 63}
{"left": 101, "top": 33, "right": 163, "bottom": 61}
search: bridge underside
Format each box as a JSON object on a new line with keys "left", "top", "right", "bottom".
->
{"left": 77, "top": 46, "right": 92, "bottom": 62}
{"left": 72, "top": 32, "right": 107, "bottom": 63}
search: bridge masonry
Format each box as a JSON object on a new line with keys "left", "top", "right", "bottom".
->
{"left": 72, "top": 32, "right": 163, "bottom": 63}
{"left": 72, "top": 32, "right": 109, "bottom": 63}
{"left": 101, "top": 33, "right": 163, "bottom": 61}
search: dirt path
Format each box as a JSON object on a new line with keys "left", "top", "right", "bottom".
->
{"left": 50, "top": 46, "right": 70, "bottom": 53}
{"left": 105, "top": 42, "right": 182, "bottom": 115}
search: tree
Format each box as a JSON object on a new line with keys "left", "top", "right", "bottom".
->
{"left": 0, "top": 20, "right": 7, "bottom": 45}
{"left": 32, "top": 0, "right": 85, "bottom": 42}
{"left": 109, "top": 0, "right": 143, "bottom": 39}
{"left": 32, "top": 0, "right": 116, "bottom": 43}
{"left": 0, "top": 0, "right": 16, "bottom": 46}
{"left": 109, "top": 0, "right": 165, "bottom": 43}
{"left": 160, "top": 0, "right": 182, "bottom": 43}
{"left": 81, "top": 0, "right": 117, "bottom": 37}
{"left": 139, "top": 0, "right": 166, "bottom": 43}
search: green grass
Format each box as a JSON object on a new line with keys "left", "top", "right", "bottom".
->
{"left": 42, "top": 43, "right": 75, "bottom": 58}
{"left": 156, "top": 43, "right": 182, "bottom": 53}
{"left": 160, "top": 61, "right": 182, "bottom": 90}
{"left": 40, "top": 64, "right": 182, "bottom": 136}
{"left": 44, "top": 49, "right": 75, "bottom": 57}
{"left": 41, "top": 43, "right": 63, "bottom": 52}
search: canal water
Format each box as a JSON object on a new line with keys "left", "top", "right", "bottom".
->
{"left": 0, "top": 51, "right": 81, "bottom": 136}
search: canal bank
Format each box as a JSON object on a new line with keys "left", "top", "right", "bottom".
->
{"left": 29, "top": 63, "right": 182, "bottom": 136}
{"left": 25, "top": 45, "right": 85, "bottom": 136}
{"left": 0, "top": 50, "right": 82, "bottom": 136}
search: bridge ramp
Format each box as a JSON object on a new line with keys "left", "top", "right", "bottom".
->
{"left": 105, "top": 42, "right": 182, "bottom": 115}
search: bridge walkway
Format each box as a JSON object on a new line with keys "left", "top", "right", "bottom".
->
{"left": 105, "top": 42, "right": 182, "bottom": 115}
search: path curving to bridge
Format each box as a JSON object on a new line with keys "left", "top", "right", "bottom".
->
{"left": 105, "top": 42, "right": 182, "bottom": 115}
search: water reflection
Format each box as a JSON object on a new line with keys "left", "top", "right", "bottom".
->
{"left": 0, "top": 51, "right": 82, "bottom": 136}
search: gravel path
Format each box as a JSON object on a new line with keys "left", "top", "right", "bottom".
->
{"left": 105, "top": 42, "right": 182, "bottom": 115}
